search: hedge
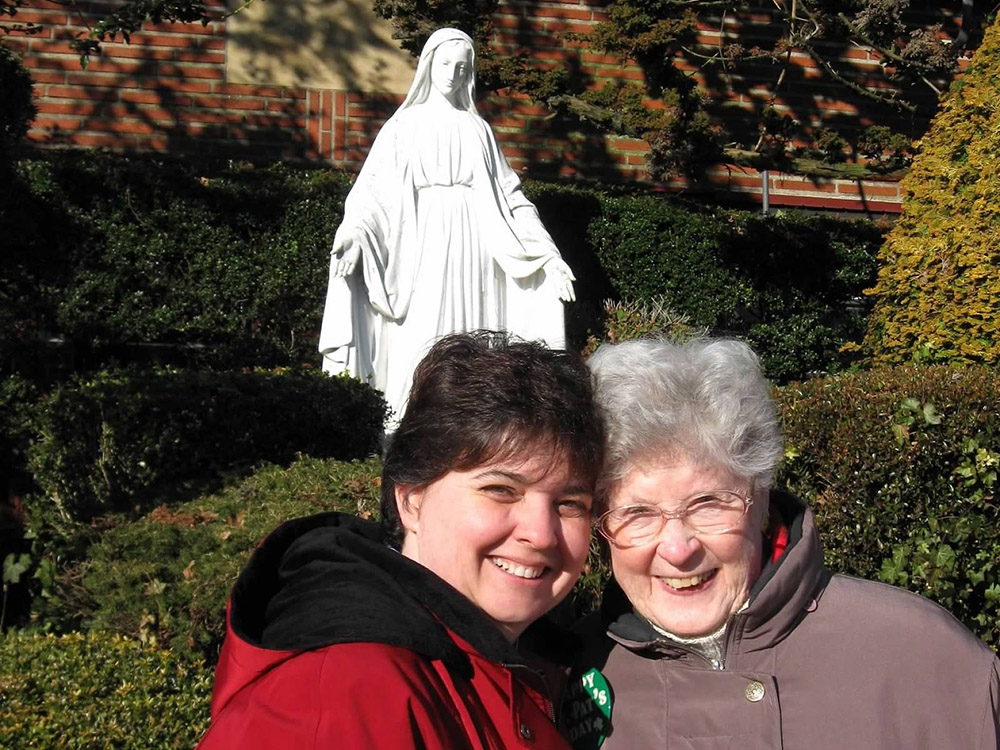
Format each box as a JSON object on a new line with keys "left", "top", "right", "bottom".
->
{"left": 0, "top": 44, "right": 35, "bottom": 152}
{"left": 2, "top": 152, "right": 352, "bottom": 372}
{"left": 37, "top": 364, "right": 1000, "bottom": 658}
{"left": 36, "top": 456, "right": 382, "bottom": 660}
{"left": 777, "top": 365, "right": 1000, "bottom": 647}
{"left": 0, "top": 630, "right": 212, "bottom": 749}
{"left": 3, "top": 151, "right": 884, "bottom": 383}
{"left": 864, "top": 19, "right": 1000, "bottom": 366}
{"left": 28, "top": 368, "right": 387, "bottom": 521}
{"left": 587, "top": 198, "right": 884, "bottom": 381}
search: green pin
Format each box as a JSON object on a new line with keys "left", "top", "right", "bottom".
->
{"left": 561, "top": 667, "right": 613, "bottom": 750}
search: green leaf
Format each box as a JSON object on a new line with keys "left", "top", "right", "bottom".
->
{"left": 922, "top": 402, "right": 942, "bottom": 425}
{"left": 3, "top": 552, "right": 32, "bottom": 585}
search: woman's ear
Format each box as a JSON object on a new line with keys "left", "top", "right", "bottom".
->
{"left": 395, "top": 484, "right": 423, "bottom": 536}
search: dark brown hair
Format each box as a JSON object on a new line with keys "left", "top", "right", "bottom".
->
{"left": 380, "top": 331, "right": 604, "bottom": 549}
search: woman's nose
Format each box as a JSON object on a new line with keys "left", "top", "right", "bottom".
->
{"left": 514, "top": 501, "right": 559, "bottom": 550}
{"left": 654, "top": 518, "right": 701, "bottom": 565}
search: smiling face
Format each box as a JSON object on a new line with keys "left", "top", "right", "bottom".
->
{"left": 608, "top": 459, "right": 764, "bottom": 638}
{"left": 428, "top": 39, "right": 472, "bottom": 103}
{"left": 397, "top": 449, "right": 593, "bottom": 641}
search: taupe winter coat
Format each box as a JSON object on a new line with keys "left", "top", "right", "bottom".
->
{"left": 567, "top": 491, "right": 1000, "bottom": 749}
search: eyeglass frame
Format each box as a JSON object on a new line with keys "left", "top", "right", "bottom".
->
{"left": 596, "top": 488, "right": 755, "bottom": 549}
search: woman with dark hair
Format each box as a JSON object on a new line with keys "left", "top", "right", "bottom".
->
{"left": 196, "top": 331, "right": 604, "bottom": 749}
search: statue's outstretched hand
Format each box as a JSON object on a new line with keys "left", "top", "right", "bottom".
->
{"left": 332, "top": 239, "right": 361, "bottom": 278}
{"left": 545, "top": 257, "right": 576, "bottom": 303}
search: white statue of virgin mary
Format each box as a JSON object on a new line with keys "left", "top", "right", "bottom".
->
{"left": 318, "top": 27, "right": 576, "bottom": 423}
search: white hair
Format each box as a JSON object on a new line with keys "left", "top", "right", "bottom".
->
{"left": 587, "top": 337, "right": 784, "bottom": 501}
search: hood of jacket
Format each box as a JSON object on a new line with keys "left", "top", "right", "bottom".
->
{"left": 602, "top": 490, "right": 829, "bottom": 660}
{"left": 212, "top": 511, "right": 572, "bottom": 718}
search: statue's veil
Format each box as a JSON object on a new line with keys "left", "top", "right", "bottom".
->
{"left": 395, "top": 28, "right": 478, "bottom": 115}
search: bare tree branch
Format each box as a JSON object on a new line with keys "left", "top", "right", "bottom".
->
{"left": 803, "top": 42, "right": 918, "bottom": 113}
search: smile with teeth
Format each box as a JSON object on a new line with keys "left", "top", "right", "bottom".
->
{"left": 660, "top": 570, "right": 717, "bottom": 590}
{"left": 491, "top": 557, "right": 546, "bottom": 580}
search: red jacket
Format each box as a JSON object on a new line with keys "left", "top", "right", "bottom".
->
{"left": 196, "top": 513, "right": 574, "bottom": 750}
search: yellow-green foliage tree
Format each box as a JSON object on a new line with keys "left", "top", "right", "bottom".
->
{"left": 864, "top": 21, "right": 1000, "bottom": 366}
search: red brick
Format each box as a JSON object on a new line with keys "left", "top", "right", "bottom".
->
{"left": 31, "top": 70, "right": 67, "bottom": 84}
{"left": 32, "top": 115, "right": 84, "bottom": 131}
{"left": 104, "top": 46, "right": 175, "bottom": 61}
{"left": 35, "top": 100, "right": 104, "bottom": 116}
{"left": 609, "top": 137, "right": 648, "bottom": 152}
{"left": 20, "top": 54, "right": 86, "bottom": 72}
{"left": 266, "top": 100, "right": 305, "bottom": 114}
{"left": 710, "top": 173, "right": 765, "bottom": 189}
{"left": 308, "top": 113, "right": 320, "bottom": 152}
{"left": 492, "top": 16, "right": 531, "bottom": 30}
{"left": 175, "top": 50, "right": 225, "bottom": 64}
{"left": 46, "top": 85, "right": 118, "bottom": 100}
{"left": 144, "top": 136, "right": 172, "bottom": 150}
{"left": 96, "top": 118, "right": 158, "bottom": 135}
{"left": 106, "top": 104, "right": 176, "bottom": 121}
{"left": 119, "top": 90, "right": 166, "bottom": 104}
{"left": 3, "top": 26, "right": 50, "bottom": 41}
{"left": 855, "top": 184, "right": 901, "bottom": 198}
{"left": 490, "top": 116, "right": 528, "bottom": 130}
{"left": 543, "top": 20, "right": 596, "bottom": 34}
{"left": 2, "top": 8, "right": 65, "bottom": 24}
{"left": 0, "top": 37, "right": 30, "bottom": 51}
{"left": 156, "top": 64, "right": 225, "bottom": 79}
{"left": 213, "top": 82, "right": 284, "bottom": 97}
{"left": 137, "top": 79, "right": 212, "bottom": 93}
{"left": 20, "top": 0, "right": 71, "bottom": 11}
{"left": 143, "top": 21, "right": 218, "bottom": 36}
{"left": 55, "top": 132, "right": 128, "bottom": 148}
{"left": 321, "top": 90, "right": 331, "bottom": 128}
{"left": 189, "top": 95, "right": 264, "bottom": 111}
{"left": 176, "top": 110, "right": 242, "bottom": 125}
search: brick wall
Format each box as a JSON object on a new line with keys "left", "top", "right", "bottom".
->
{"left": 3, "top": 0, "right": 971, "bottom": 213}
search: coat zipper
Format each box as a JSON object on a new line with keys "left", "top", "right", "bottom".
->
{"left": 504, "top": 662, "right": 557, "bottom": 722}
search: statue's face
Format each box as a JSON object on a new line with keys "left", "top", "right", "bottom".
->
{"left": 429, "top": 40, "right": 472, "bottom": 102}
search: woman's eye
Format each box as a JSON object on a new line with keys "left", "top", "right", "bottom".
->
{"left": 481, "top": 485, "right": 517, "bottom": 500}
{"left": 558, "top": 500, "right": 591, "bottom": 518}
{"left": 621, "top": 505, "right": 658, "bottom": 518}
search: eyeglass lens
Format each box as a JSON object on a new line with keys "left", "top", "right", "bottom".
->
{"left": 604, "top": 492, "right": 747, "bottom": 545}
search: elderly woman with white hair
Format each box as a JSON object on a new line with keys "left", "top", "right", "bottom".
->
{"left": 562, "top": 337, "right": 1000, "bottom": 750}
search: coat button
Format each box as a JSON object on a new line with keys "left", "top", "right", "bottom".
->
{"left": 745, "top": 680, "right": 766, "bottom": 702}
{"left": 519, "top": 723, "right": 533, "bottom": 740}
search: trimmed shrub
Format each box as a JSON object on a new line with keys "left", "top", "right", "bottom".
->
{"left": 37, "top": 456, "right": 382, "bottom": 660}
{"left": 587, "top": 198, "right": 883, "bottom": 381}
{"left": 0, "top": 43, "right": 36, "bottom": 151}
{"left": 0, "top": 374, "right": 37, "bottom": 486}
{"left": 0, "top": 630, "right": 212, "bottom": 749}
{"left": 3, "top": 152, "right": 884, "bottom": 382}
{"left": 864, "top": 20, "right": 1000, "bottom": 366}
{"left": 777, "top": 365, "right": 1000, "bottom": 647}
{"left": 2, "top": 152, "right": 351, "bottom": 370}
{"left": 28, "top": 369, "right": 386, "bottom": 521}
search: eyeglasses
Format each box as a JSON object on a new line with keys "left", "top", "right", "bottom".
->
{"left": 596, "top": 490, "right": 753, "bottom": 549}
